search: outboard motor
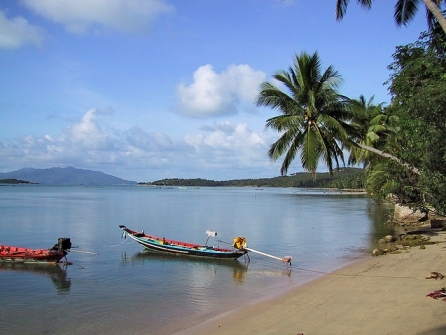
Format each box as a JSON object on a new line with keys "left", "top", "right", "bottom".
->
{"left": 52, "top": 238, "right": 72, "bottom": 253}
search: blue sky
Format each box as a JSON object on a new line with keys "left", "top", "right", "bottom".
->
{"left": 0, "top": 0, "right": 427, "bottom": 182}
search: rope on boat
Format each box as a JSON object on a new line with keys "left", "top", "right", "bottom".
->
{"left": 70, "top": 262, "right": 86, "bottom": 269}
{"left": 110, "top": 238, "right": 135, "bottom": 248}
{"left": 70, "top": 249, "right": 99, "bottom": 255}
{"left": 216, "top": 239, "right": 232, "bottom": 246}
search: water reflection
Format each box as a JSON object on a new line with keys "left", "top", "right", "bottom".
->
{"left": 366, "top": 201, "right": 396, "bottom": 246}
{"left": 121, "top": 250, "right": 249, "bottom": 284}
{"left": 0, "top": 262, "right": 71, "bottom": 293}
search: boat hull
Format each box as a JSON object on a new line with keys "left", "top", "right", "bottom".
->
{"left": 0, "top": 248, "right": 66, "bottom": 264}
{"left": 119, "top": 225, "right": 245, "bottom": 260}
{"left": 0, "top": 238, "right": 71, "bottom": 264}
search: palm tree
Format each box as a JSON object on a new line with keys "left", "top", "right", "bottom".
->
{"left": 257, "top": 51, "right": 353, "bottom": 177}
{"left": 347, "top": 95, "right": 398, "bottom": 167}
{"left": 346, "top": 98, "right": 420, "bottom": 174}
{"left": 335, "top": 0, "right": 446, "bottom": 34}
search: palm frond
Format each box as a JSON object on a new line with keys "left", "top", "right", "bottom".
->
{"left": 265, "top": 114, "right": 304, "bottom": 132}
{"left": 257, "top": 82, "right": 297, "bottom": 115}
{"left": 336, "top": 0, "right": 350, "bottom": 20}
{"left": 318, "top": 114, "right": 349, "bottom": 140}
{"left": 280, "top": 133, "right": 303, "bottom": 175}
{"left": 267, "top": 124, "right": 303, "bottom": 160}
{"left": 394, "top": 0, "right": 420, "bottom": 26}
{"left": 336, "top": 0, "right": 373, "bottom": 20}
{"left": 300, "top": 127, "right": 321, "bottom": 175}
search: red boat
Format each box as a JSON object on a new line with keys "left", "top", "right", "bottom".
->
{"left": 0, "top": 238, "right": 71, "bottom": 264}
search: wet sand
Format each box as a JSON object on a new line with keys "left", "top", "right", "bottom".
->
{"left": 174, "top": 231, "right": 446, "bottom": 335}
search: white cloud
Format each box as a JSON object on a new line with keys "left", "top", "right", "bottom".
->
{"left": 184, "top": 121, "right": 270, "bottom": 169}
{"left": 0, "top": 109, "right": 281, "bottom": 181}
{"left": 63, "top": 108, "right": 115, "bottom": 150}
{"left": 22, "top": 0, "right": 175, "bottom": 34}
{"left": 176, "top": 64, "right": 266, "bottom": 118}
{"left": 0, "top": 9, "right": 44, "bottom": 49}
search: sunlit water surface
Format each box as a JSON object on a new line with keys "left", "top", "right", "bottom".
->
{"left": 0, "top": 186, "right": 394, "bottom": 334}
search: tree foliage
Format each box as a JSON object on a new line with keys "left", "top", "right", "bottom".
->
{"left": 346, "top": 95, "right": 398, "bottom": 167}
{"left": 335, "top": 0, "right": 446, "bottom": 35}
{"left": 366, "top": 28, "right": 446, "bottom": 215}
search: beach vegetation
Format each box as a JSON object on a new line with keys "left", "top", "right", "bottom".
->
{"left": 259, "top": 26, "right": 446, "bottom": 216}
{"left": 365, "top": 27, "right": 446, "bottom": 216}
{"left": 346, "top": 95, "right": 398, "bottom": 168}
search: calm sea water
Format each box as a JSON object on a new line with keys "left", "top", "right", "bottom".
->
{"left": 0, "top": 185, "right": 394, "bottom": 335}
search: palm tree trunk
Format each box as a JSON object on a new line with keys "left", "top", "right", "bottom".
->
{"left": 423, "top": 0, "right": 446, "bottom": 34}
{"left": 356, "top": 143, "right": 420, "bottom": 174}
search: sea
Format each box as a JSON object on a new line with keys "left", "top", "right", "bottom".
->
{"left": 0, "top": 185, "right": 395, "bottom": 335}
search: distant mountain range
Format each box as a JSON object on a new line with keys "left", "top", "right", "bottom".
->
{"left": 0, "top": 167, "right": 137, "bottom": 186}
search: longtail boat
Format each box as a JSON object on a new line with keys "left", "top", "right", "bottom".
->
{"left": 0, "top": 238, "right": 71, "bottom": 264}
{"left": 119, "top": 225, "right": 246, "bottom": 260}
{"left": 119, "top": 225, "right": 293, "bottom": 265}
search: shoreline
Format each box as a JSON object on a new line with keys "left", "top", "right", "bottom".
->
{"left": 173, "top": 231, "right": 446, "bottom": 335}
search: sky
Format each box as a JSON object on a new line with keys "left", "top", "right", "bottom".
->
{"left": 0, "top": 0, "right": 428, "bottom": 182}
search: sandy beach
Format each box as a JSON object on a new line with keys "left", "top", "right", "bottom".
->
{"left": 175, "top": 230, "right": 446, "bottom": 335}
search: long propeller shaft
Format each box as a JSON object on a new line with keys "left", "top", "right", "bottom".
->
{"left": 244, "top": 247, "right": 292, "bottom": 265}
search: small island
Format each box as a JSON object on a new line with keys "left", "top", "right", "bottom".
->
{"left": 0, "top": 178, "right": 36, "bottom": 185}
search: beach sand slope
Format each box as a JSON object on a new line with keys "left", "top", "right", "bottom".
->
{"left": 176, "top": 232, "right": 446, "bottom": 335}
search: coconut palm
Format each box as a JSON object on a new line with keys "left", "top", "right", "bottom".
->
{"left": 346, "top": 97, "right": 420, "bottom": 174}
{"left": 347, "top": 95, "right": 398, "bottom": 167}
{"left": 335, "top": 0, "right": 446, "bottom": 34}
{"left": 257, "top": 51, "right": 353, "bottom": 177}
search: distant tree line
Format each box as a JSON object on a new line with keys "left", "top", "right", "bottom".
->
{"left": 139, "top": 168, "right": 365, "bottom": 189}
{"left": 0, "top": 179, "right": 34, "bottom": 184}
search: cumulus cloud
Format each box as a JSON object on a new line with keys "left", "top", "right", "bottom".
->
{"left": 0, "top": 109, "right": 280, "bottom": 181}
{"left": 183, "top": 121, "right": 270, "bottom": 171}
{"left": 22, "top": 0, "right": 175, "bottom": 34}
{"left": 63, "top": 109, "right": 115, "bottom": 150}
{"left": 0, "top": 9, "right": 45, "bottom": 49}
{"left": 176, "top": 64, "right": 266, "bottom": 118}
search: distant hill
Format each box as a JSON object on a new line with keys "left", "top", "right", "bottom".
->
{"left": 0, "top": 167, "right": 137, "bottom": 186}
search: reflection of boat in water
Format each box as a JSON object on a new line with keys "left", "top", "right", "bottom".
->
{"left": 123, "top": 250, "right": 248, "bottom": 283}
{"left": 0, "top": 262, "right": 71, "bottom": 293}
